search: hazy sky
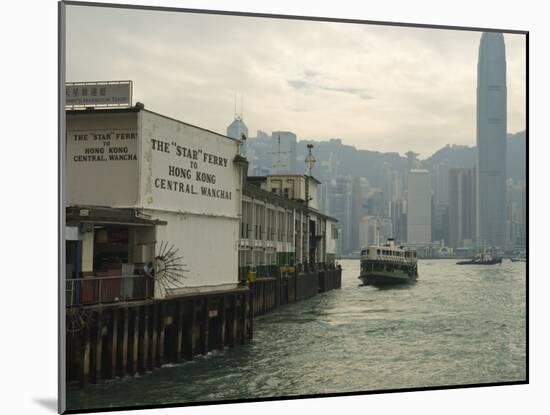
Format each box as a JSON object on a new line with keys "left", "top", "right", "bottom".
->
{"left": 66, "top": 5, "right": 526, "bottom": 158}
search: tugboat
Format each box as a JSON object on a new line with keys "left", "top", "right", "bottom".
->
{"left": 358, "top": 239, "right": 418, "bottom": 287}
{"left": 456, "top": 252, "right": 502, "bottom": 265}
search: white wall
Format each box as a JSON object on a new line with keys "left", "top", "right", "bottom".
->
{"left": 66, "top": 111, "right": 139, "bottom": 207}
{"left": 139, "top": 110, "right": 240, "bottom": 217}
{"left": 137, "top": 110, "right": 242, "bottom": 294}
{"left": 152, "top": 210, "right": 240, "bottom": 296}
{"left": 67, "top": 109, "right": 242, "bottom": 293}
{"left": 326, "top": 220, "right": 337, "bottom": 255}
{"left": 308, "top": 180, "right": 319, "bottom": 210}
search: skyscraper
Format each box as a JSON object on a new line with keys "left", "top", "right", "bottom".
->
{"left": 407, "top": 169, "right": 432, "bottom": 244}
{"left": 226, "top": 116, "right": 248, "bottom": 156}
{"left": 271, "top": 131, "right": 297, "bottom": 174}
{"left": 448, "top": 168, "right": 477, "bottom": 248}
{"left": 331, "top": 176, "right": 353, "bottom": 254}
{"left": 476, "top": 32, "right": 507, "bottom": 247}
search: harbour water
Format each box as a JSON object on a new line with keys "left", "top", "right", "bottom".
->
{"left": 67, "top": 259, "right": 526, "bottom": 411}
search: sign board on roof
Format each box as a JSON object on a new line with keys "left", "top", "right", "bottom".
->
{"left": 65, "top": 81, "right": 132, "bottom": 108}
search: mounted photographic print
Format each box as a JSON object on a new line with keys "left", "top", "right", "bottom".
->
{"left": 59, "top": 1, "right": 528, "bottom": 413}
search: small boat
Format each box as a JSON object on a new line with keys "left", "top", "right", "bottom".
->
{"left": 456, "top": 253, "right": 502, "bottom": 265}
{"left": 358, "top": 239, "right": 418, "bottom": 287}
{"left": 510, "top": 257, "right": 526, "bottom": 263}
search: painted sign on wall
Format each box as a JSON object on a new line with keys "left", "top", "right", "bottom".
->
{"left": 140, "top": 111, "right": 240, "bottom": 217}
{"left": 66, "top": 126, "right": 139, "bottom": 207}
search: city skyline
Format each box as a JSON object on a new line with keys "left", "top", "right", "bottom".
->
{"left": 66, "top": 6, "right": 526, "bottom": 158}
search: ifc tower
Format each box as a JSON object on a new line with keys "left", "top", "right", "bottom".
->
{"left": 476, "top": 32, "right": 507, "bottom": 247}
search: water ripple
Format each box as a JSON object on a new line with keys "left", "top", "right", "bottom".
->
{"left": 67, "top": 259, "right": 526, "bottom": 411}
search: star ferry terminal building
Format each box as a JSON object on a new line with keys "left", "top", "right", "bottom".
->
{"left": 63, "top": 103, "right": 341, "bottom": 386}
{"left": 65, "top": 104, "right": 338, "bottom": 303}
{"left": 65, "top": 105, "right": 246, "bottom": 302}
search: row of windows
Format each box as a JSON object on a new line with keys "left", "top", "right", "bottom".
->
{"left": 241, "top": 201, "right": 296, "bottom": 243}
{"left": 365, "top": 249, "right": 416, "bottom": 258}
{"left": 271, "top": 187, "right": 291, "bottom": 198}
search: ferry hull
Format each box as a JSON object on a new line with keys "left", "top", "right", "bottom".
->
{"left": 358, "top": 271, "right": 417, "bottom": 287}
{"left": 456, "top": 258, "right": 502, "bottom": 265}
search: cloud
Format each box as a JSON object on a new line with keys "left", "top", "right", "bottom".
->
{"left": 287, "top": 79, "right": 309, "bottom": 90}
{"left": 322, "top": 86, "right": 373, "bottom": 100}
{"left": 304, "top": 69, "right": 319, "bottom": 78}
{"left": 65, "top": 5, "right": 526, "bottom": 157}
{"left": 287, "top": 79, "right": 373, "bottom": 100}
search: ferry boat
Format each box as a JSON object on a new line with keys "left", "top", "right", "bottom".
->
{"left": 358, "top": 239, "right": 418, "bottom": 287}
{"left": 456, "top": 253, "right": 502, "bottom": 265}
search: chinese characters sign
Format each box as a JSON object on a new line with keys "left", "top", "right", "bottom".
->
{"left": 65, "top": 81, "right": 132, "bottom": 107}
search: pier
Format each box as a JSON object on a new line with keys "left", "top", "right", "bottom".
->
{"left": 66, "top": 266, "right": 341, "bottom": 385}
{"left": 66, "top": 287, "right": 253, "bottom": 385}
{"left": 65, "top": 106, "right": 342, "bottom": 387}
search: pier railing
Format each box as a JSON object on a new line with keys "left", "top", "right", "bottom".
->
{"left": 66, "top": 275, "right": 153, "bottom": 307}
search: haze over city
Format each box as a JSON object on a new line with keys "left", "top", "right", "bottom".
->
{"left": 62, "top": 5, "right": 527, "bottom": 412}
{"left": 66, "top": 6, "right": 526, "bottom": 158}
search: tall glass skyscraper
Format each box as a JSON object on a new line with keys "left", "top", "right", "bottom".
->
{"left": 476, "top": 32, "right": 507, "bottom": 247}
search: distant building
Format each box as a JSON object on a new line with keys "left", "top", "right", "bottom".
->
{"left": 432, "top": 161, "right": 451, "bottom": 206}
{"left": 505, "top": 179, "right": 526, "bottom": 248}
{"left": 246, "top": 130, "right": 271, "bottom": 175}
{"left": 366, "top": 189, "right": 385, "bottom": 217}
{"left": 448, "top": 168, "right": 477, "bottom": 248}
{"left": 359, "top": 216, "right": 393, "bottom": 248}
{"left": 331, "top": 176, "right": 353, "bottom": 254}
{"left": 407, "top": 169, "right": 432, "bottom": 244}
{"left": 391, "top": 199, "right": 407, "bottom": 243}
{"left": 350, "top": 177, "right": 362, "bottom": 251}
{"left": 271, "top": 131, "right": 297, "bottom": 174}
{"left": 432, "top": 203, "right": 449, "bottom": 245}
{"left": 476, "top": 32, "right": 507, "bottom": 247}
{"left": 227, "top": 116, "right": 249, "bottom": 156}
{"left": 405, "top": 151, "right": 419, "bottom": 171}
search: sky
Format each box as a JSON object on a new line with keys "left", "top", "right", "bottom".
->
{"left": 65, "top": 5, "right": 526, "bottom": 158}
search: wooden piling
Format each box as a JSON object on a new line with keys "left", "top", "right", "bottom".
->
{"left": 200, "top": 299, "right": 209, "bottom": 355}
{"left": 248, "top": 291, "right": 254, "bottom": 340}
{"left": 158, "top": 303, "right": 166, "bottom": 367}
{"left": 71, "top": 280, "right": 330, "bottom": 386}
{"left": 92, "top": 310, "right": 103, "bottom": 383}
{"left": 219, "top": 296, "right": 226, "bottom": 350}
{"left": 81, "top": 320, "right": 91, "bottom": 386}
{"left": 175, "top": 301, "right": 184, "bottom": 362}
{"left": 241, "top": 293, "right": 248, "bottom": 344}
{"left": 230, "top": 294, "right": 238, "bottom": 347}
{"left": 109, "top": 308, "right": 118, "bottom": 378}
{"left": 151, "top": 303, "right": 158, "bottom": 369}
{"left": 131, "top": 308, "right": 139, "bottom": 375}
{"left": 120, "top": 308, "right": 129, "bottom": 377}
{"left": 140, "top": 306, "right": 149, "bottom": 372}
{"left": 184, "top": 300, "right": 197, "bottom": 360}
